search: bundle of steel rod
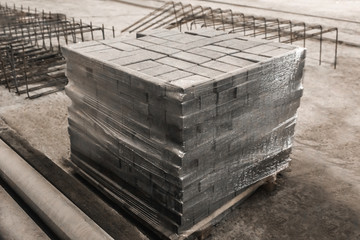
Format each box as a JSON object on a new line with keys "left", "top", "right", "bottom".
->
{"left": 0, "top": 3, "right": 115, "bottom": 98}
{"left": 122, "top": 1, "right": 338, "bottom": 69}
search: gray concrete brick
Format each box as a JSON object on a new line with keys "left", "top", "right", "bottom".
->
{"left": 69, "top": 41, "right": 102, "bottom": 49}
{"left": 163, "top": 34, "right": 205, "bottom": 44}
{"left": 170, "top": 75, "right": 211, "bottom": 89}
{"left": 157, "top": 57, "right": 196, "bottom": 69}
{"left": 136, "top": 28, "right": 168, "bottom": 37}
{"left": 182, "top": 33, "right": 207, "bottom": 41}
{"left": 188, "top": 47, "right": 226, "bottom": 60}
{"left": 125, "top": 60, "right": 162, "bottom": 71}
{"left": 130, "top": 74, "right": 166, "bottom": 94}
{"left": 217, "top": 55, "right": 255, "bottom": 68}
{"left": 232, "top": 71, "right": 248, "bottom": 86}
{"left": 107, "top": 41, "right": 140, "bottom": 51}
{"left": 187, "top": 38, "right": 225, "bottom": 49}
{"left": 144, "top": 44, "right": 182, "bottom": 55}
{"left": 148, "top": 29, "right": 182, "bottom": 38}
{"left": 236, "top": 36, "right": 269, "bottom": 44}
{"left": 232, "top": 52, "right": 270, "bottom": 62}
{"left": 202, "top": 60, "right": 239, "bottom": 73}
{"left": 261, "top": 48, "right": 291, "bottom": 57}
{"left": 200, "top": 93, "right": 217, "bottom": 110}
{"left": 160, "top": 41, "right": 192, "bottom": 51}
{"left": 161, "top": 39, "right": 215, "bottom": 51}
{"left": 202, "top": 45, "right": 239, "bottom": 54}
{"left": 85, "top": 48, "right": 134, "bottom": 61}
{"left": 217, "top": 87, "right": 237, "bottom": 105}
{"left": 213, "top": 76, "right": 233, "bottom": 93}
{"left": 243, "top": 44, "right": 279, "bottom": 55}
{"left": 141, "top": 64, "right": 177, "bottom": 76}
{"left": 79, "top": 44, "right": 112, "bottom": 53}
{"left": 138, "top": 36, "right": 168, "bottom": 45}
{"left": 157, "top": 70, "right": 193, "bottom": 81}
{"left": 186, "top": 65, "right": 224, "bottom": 78}
{"left": 182, "top": 98, "right": 201, "bottom": 115}
{"left": 268, "top": 42, "right": 297, "bottom": 49}
{"left": 172, "top": 51, "right": 211, "bottom": 64}
{"left": 166, "top": 97, "right": 200, "bottom": 115}
{"left": 214, "top": 39, "right": 262, "bottom": 51}
{"left": 186, "top": 28, "right": 227, "bottom": 38}
{"left": 211, "top": 33, "right": 245, "bottom": 43}
{"left": 122, "top": 39, "right": 155, "bottom": 48}
{"left": 160, "top": 32, "right": 189, "bottom": 41}
{"left": 104, "top": 32, "right": 136, "bottom": 41}
{"left": 111, "top": 49, "right": 165, "bottom": 66}
{"left": 99, "top": 38, "right": 124, "bottom": 44}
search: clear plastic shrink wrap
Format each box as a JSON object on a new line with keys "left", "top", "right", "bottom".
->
{"left": 62, "top": 28, "right": 305, "bottom": 235}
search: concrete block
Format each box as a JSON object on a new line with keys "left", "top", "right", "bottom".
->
{"left": 106, "top": 41, "right": 140, "bottom": 51}
{"left": 243, "top": 44, "right": 279, "bottom": 55}
{"left": 188, "top": 47, "right": 227, "bottom": 60}
{"left": 88, "top": 48, "right": 138, "bottom": 61}
{"left": 111, "top": 49, "right": 165, "bottom": 66}
{"left": 217, "top": 55, "right": 255, "bottom": 67}
{"left": 78, "top": 44, "right": 112, "bottom": 53}
{"left": 157, "top": 70, "right": 193, "bottom": 81}
{"left": 69, "top": 41, "right": 102, "bottom": 49}
{"left": 232, "top": 52, "right": 270, "bottom": 62}
{"left": 170, "top": 75, "right": 211, "bottom": 89}
{"left": 144, "top": 44, "right": 182, "bottom": 55}
{"left": 185, "top": 65, "right": 224, "bottom": 78}
{"left": 261, "top": 48, "right": 292, "bottom": 57}
{"left": 214, "top": 39, "right": 262, "bottom": 50}
{"left": 122, "top": 39, "right": 155, "bottom": 48}
{"left": 157, "top": 57, "right": 196, "bottom": 69}
{"left": 186, "top": 28, "right": 227, "bottom": 38}
{"left": 202, "top": 44, "right": 239, "bottom": 54}
{"left": 202, "top": 60, "right": 239, "bottom": 73}
{"left": 163, "top": 34, "right": 205, "bottom": 44}
{"left": 172, "top": 51, "right": 211, "bottom": 64}
{"left": 138, "top": 35, "right": 168, "bottom": 45}
{"left": 125, "top": 60, "right": 162, "bottom": 71}
{"left": 141, "top": 64, "right": 177, "bottom": 76}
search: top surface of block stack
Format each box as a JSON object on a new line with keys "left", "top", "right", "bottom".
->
{"left": 63, "top": 28, "right": 299, "bottom": 97}
{"left": 62, "top": 28, "right": 305, "bottom": 237}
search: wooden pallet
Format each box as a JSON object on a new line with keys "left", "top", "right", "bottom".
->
{"left": 177, "top": 174, "right": 278, "bottom": 240}
{"left": 73, "top": 157, "right": 286, "bottom": 240}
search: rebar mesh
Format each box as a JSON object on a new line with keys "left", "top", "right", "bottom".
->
{"left": 0, "top": 3, "right": 115, "bottom": 98}
{"left": 122, "top": 2, "right": 339, "bottom": 69}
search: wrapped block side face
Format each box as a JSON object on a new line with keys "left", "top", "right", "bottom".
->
{"left": 63, "top": 29, "right": 305, "bottom": 236}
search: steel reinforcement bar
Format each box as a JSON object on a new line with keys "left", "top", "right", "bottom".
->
{"left": 122, "top": 2, "right": 339, "bottom": 69}
{"left": 0, "top": 2, "right": 116, "bottom": 99}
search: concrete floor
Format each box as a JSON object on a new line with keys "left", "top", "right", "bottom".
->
{"left": 0, "top": 0, "right": 359, "bottom": 239}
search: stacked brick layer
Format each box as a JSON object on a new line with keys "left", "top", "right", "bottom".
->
{"left": 62, "top": 28, "right": 305, "bottom": 235}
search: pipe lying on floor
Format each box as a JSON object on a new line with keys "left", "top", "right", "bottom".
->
{"left": 0, "top": 139, "right": 113, "bottom": 240}
{"left": 0, "top": 184, "right": 50, "bottom": 240}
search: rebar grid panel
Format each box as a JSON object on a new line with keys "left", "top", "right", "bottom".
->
{"left": 0, "top": 3, "right": 116, "bottom": 99}
{"left": 122, "top": 2, "right": 339, "bottom": 69}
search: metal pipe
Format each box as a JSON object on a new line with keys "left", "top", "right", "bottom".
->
{"left": 0, "top": 139, "right": 114, "bottom": 240}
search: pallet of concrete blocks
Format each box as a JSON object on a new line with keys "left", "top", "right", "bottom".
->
{"left": 62, "top": 28, "right": 305, "bottom": 239}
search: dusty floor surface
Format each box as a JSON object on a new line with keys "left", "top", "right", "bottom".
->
{"left": 0, "top": 0, "right": 359, "bottom": 239}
